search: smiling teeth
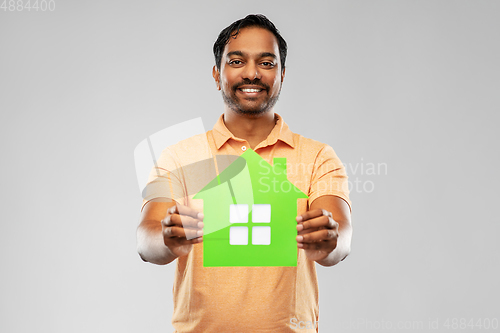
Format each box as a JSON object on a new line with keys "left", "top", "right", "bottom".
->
{"left": 241, "top": 88, "right": 261, "bottom": 92}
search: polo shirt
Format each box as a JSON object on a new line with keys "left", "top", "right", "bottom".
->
{"left": 141, "top": 113, "right": 351, "bottom": 332}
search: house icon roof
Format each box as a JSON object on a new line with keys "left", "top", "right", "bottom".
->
{"left": 193, "top": 148, "right": 308, "bottom": 267}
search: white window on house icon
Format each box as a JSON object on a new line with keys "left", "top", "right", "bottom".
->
{"left": 229, "top": 204, "right": 271, "bottom": 245}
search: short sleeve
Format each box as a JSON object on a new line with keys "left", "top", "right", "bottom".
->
{"left": 308, "top": 145, "right": 352, "bottom": 212}
{"left": 140, "top": 147, "right": 187, "bottom": 212}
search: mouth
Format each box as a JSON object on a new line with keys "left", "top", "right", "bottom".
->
{"left": 236, "top": 86, "right": 266, "bottom": 97}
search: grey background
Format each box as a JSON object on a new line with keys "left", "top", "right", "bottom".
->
{"left": 1, "top": 0, "right": 499, "bottom": 332}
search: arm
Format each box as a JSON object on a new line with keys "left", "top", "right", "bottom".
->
{"left": 137, "top": 201, "right": 177, "bottom": 265}
{"left": 136, "top": 200, "right": 204, "bottom": 265}
{"left": 296, "top": 195, "right": 352, "bottom": 267}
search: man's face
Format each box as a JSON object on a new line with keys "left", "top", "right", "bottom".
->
{"left": 213, "top": 27, "right": 285, "bottom": 116}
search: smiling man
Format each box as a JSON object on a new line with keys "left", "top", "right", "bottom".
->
{"left": 137, "top": 14, "right": 352, "bottom": 332}
{"left": 213, "top": 23, "right": 286, "bottom": 150}
{"left": 216, "top": 28, "right": 282, "bottom": 116}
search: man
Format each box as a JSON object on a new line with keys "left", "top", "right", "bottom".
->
{"left": 137, "top": 14, "right": 352, "bottom": 332}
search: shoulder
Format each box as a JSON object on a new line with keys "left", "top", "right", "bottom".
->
{"left": 292, "top": 132, "right": 337, "bottom": 158}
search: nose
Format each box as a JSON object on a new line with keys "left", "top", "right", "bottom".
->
{"left": 242, "top": 61, "right": 261, "bottom": 80}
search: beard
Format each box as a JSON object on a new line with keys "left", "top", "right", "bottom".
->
{"left": 221, "top": 79, "right": 281, "bottom": 116}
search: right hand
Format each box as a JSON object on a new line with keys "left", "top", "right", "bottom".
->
{"left": 161, "top": 203, "right": 204, "bottom": 258}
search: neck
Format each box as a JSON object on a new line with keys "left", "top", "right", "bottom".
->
{"left": 223, "top": 109, "right": 276, "bottom": 150}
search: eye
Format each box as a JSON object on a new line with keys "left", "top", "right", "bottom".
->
{"left": 261, "top": 62, "right": 275, "bottom": 67}
{"left": 229, "top": 60, "right": 243, "bottom": 65}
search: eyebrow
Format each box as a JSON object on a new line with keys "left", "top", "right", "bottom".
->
{"left": 226, "top": 51, "right": 277, "bottom": 59}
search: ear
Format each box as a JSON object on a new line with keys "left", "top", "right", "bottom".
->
{"left": 212, "top": 66, "right": 221, "bottom": 90}
{"left": 281, "top": 67, "right": 286, "bottom": 83}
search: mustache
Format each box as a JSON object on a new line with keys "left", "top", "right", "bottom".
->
{"left": 232, "top": 79, "right": 269, "bottom": 91}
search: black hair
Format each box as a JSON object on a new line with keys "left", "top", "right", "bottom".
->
{"left": 213, "top": 14, "right": 287, "bottom": 72}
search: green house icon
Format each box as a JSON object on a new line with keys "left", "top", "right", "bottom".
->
{"left": 193, "top": 149, "right": 308, "bottom": 267}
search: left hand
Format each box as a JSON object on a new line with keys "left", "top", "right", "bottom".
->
{"left": 296, "top": 209, "right": 339, "bottom": 262}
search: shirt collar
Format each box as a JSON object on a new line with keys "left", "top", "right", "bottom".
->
{"left": 212, "top": 113, "right": 295, "bottom": 150}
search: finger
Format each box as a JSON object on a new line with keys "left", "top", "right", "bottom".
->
{"left": 298, "top": 238, "right": 337, "bottom": 252}
{"left": 296, "top": 208, "right": 331, "bottom": 223}
{"left": 163, "top": 214, "right": 203, "bottom": 230}
{"left": 171, "top": 236, "right": 203, "bottom": 245}
{"left": 297, "top": 226, "right": 320, "bottom": 236}
{"left": 299, "top": 215, "right": 338, "bottom": 231}
{"left": 297, "top": 228, "right": 338, "bottom": 243}
{"left": 184, "top": 226, "right": 204, "bottom": 240}
{"left": 168, "top": 204, "right": 204, "bottom": 221}
{"left": 163, "top": 226, "right": 204, "bottom": 240}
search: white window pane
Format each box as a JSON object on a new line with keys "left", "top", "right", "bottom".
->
{"left": 252, "top": 226, "right": 271, "bottom": 245}
{"left": 230, "top": 204, "right": 248, "bottom": 223}
{"left": 230, "top": 227, "right": 248, "bottom": 245}
{"left": 252, "top": 204, "right": 271, "bottom": 223}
